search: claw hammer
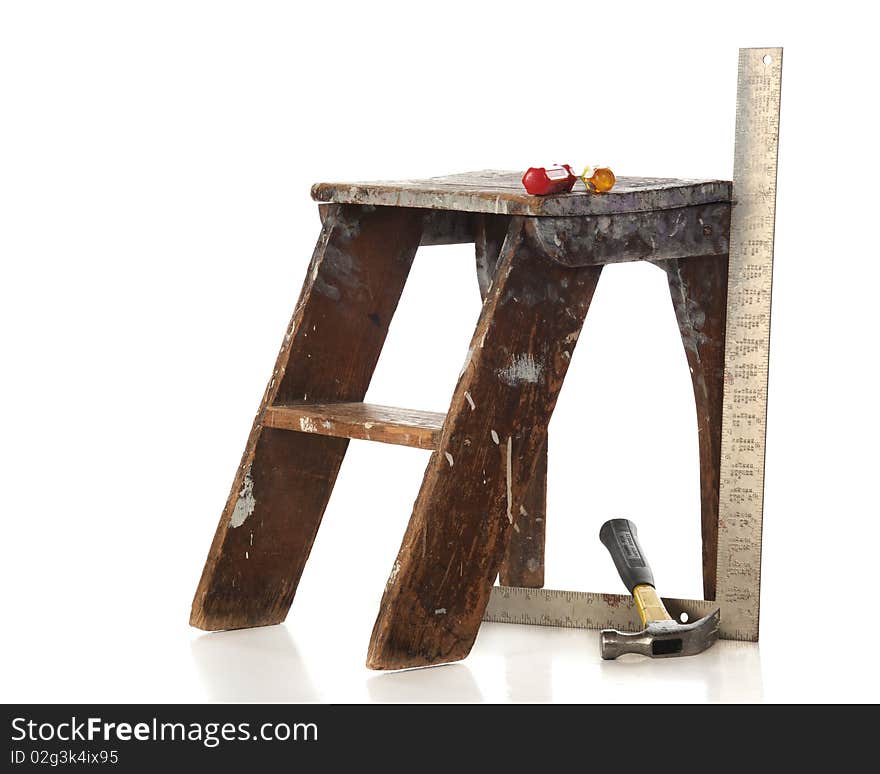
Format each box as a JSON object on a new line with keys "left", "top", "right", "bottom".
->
{"left": 598, "top": 518, "right": 721, "bottom": 660}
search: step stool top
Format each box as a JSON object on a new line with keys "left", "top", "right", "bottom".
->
{"left": 312, "top": 170, "right": 731, "bottom": 218}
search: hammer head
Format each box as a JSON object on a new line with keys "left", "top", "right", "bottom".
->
{"left": 600, "top": 609, "right": 720, "bottom": 660}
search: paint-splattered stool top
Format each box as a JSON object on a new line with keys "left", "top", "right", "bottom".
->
{"left": 311, "top": 170, "right": 731, "bottom": 218}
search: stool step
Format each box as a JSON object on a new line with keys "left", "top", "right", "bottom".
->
{"left": 263, "top": 402, "right": 444, "bottom": 450}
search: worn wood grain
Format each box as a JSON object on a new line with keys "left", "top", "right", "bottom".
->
{"left": 525, "top": 203, "right": 730, "bottom": 266}
{"left": 264, "top": 402, "right": 444, "bottom": 450}
{"left": 319, "top": 205, "right": 476, "bottom": 246}
{"left": 417, "top": 210, "right": 476, "bottom": 246}
{"left": 474, "top": 213, "right": 510, "bottom": 297}
{"left": 190, "top": 204, "right": 423, "bottom": 631}
{"left": 367, "top": 217, "right": 602, "bottom": 669}
{"left": 656, "top": 253, "right": 728, "bottom": 600}
{"left": 500, "top": 433, "right": 547, "bottom": 588}
{"left": 475, "top": 213, "right": 546, "bottom": 588}
{"left": 313, "top": 170, "right": 731, "bottom": 218}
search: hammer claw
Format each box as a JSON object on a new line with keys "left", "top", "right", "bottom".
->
{"left": 600, "top": 609, "right": 721, "bottom": 660}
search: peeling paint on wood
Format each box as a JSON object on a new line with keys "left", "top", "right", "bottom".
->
{"left": 497, "top": 354, "right": 544, "bottom": 386}
{"left": 229, "top": 466, "right": 256, "bottom": 528}
{"left": 387, "top": 560, "right": 401, "bottom": 587}
{"left": 299, "top": 417, "right": 319, "bottom": 433}
{"left": 505, "top": 436, "right": 514, "bottom": 524}
{"left": 264, "top": 402, "right": 443, "bottom": 450}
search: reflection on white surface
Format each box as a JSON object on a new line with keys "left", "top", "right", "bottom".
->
{"left": 475, "top": 623, "right": 763, "bottom": 703}
{"left": 191, "top": 626, "right": 318, "bottom": 702}
{"left": 367, "top": 664, "right": 483, "bottom": 703}
{"left": 361, "top": 622, "right": 762, "bottom": 703}
{"left": 598, "top": 638, "right": 764, "bottom": 703}
{"left": 189, "top": 619, "right": 762, "bottom": 703}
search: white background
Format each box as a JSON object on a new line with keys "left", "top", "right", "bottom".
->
{"left": 2, "top": 1, "right": 878, "bottom": 703}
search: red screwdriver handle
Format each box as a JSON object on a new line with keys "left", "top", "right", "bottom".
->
{"left": 521, "top": 164, "right": 578, "bottom": 195}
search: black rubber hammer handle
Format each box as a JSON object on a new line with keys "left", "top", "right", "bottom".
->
{"left": 599, "top": 518, "right": 656, "bottom": 592}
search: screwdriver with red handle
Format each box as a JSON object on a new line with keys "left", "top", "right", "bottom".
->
{"left": 521, "top": 164, "right": 578, "bottom": 195}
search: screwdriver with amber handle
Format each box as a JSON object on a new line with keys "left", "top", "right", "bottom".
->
{"left": 581, "top": 166, "right": 616, "bottom": 193}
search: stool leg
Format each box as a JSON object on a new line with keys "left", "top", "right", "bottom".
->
{"left": 476, "top": 214, "right": 546, "bottom": 588}
{"left": 190, "top": 204, "right": 423, "bottom": 631}
{"left": 368, "top": 217, "right": 602, "bottom": 669}
{"left": 660, "top": 253, "right": 729, "bottom": 600}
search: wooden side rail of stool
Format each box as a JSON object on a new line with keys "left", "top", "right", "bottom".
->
{"left": 190, "top": 171, "right": 731, "bottom": 669}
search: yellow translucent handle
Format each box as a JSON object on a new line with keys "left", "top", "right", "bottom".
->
{"left": 581, "top": 166, "right": 616, "bottom": 193}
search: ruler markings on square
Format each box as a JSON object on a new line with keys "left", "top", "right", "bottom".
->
{"left": 484, "top": 48, "right": 783, "bottom": 640}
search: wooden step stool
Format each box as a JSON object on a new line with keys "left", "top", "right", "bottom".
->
{"left": 191, "top": 170, "right": 731, "bottom": 669}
